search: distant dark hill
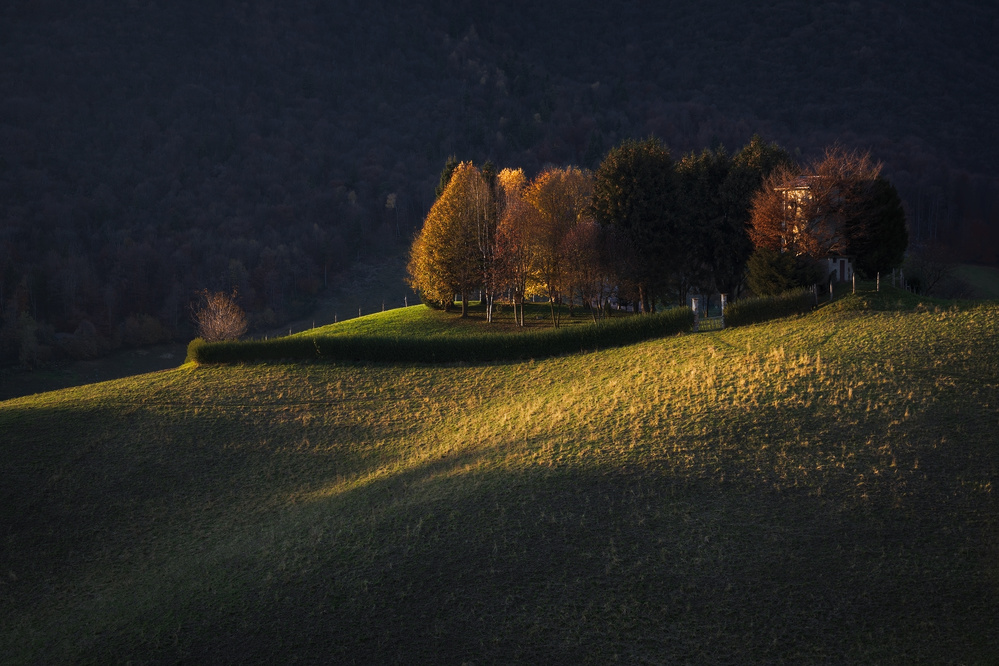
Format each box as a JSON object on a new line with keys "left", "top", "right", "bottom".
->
{"left": 1, "top": 0, "right": 997, "bottom": 364}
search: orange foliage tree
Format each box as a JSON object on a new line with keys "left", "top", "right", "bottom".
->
{"left": 522, "top": 166, "right": 595, "bottom": 327}
{"left": 407, "top": 162, "right": 491, "bottom": 316}
{"left": 493, "top": 168, "right": 538, "bottom": 326}
{"left": 749, "top": 147, "right": 883, "bottom": 260}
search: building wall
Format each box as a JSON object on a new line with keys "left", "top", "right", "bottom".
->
{"left": 825, "top": 256, "right": 854, "bottom": 283}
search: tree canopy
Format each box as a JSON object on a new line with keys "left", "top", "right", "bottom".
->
{"left": 591, "top": 137, "right": 677, "bottom": 312}
{"left": 748, "top": 146, "right": 908, "bottom": 290}
{"left": 407, "top": 162, "right": 490, "bottom": 315}
{"left": 409, "top": 138, "right": 909, "bottom": 322}
{"left": 846, "top": 176, "right": 909, "bottom": 277}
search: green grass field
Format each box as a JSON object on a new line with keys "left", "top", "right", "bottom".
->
{"left": 2, "top": 290, "right": 998, "bottom": 663}
{"left": 293, "top": 300, "right": 609, "bottom": 339}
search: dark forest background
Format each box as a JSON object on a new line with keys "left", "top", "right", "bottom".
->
{"left": 2, "top": 0, "right": 998, "bottom": 363}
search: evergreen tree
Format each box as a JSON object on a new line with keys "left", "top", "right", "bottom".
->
{"left": 676, "top": 148, "right": 731, "bottom": 305}
{"left": 716, "top": 136, "right": 794, "bottom": 297}
{"left": 434, "top": 155, "right": 460, "bottom": 200}
{"left": 846, "top": 176, "right": 909, "bottom": 277}
{"left": 745, "top": 247, "right": 822, "bottom": 296}
{"left": 591, "top": 137, "right": 677, "bottom": 312}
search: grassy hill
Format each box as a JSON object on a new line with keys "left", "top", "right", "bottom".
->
{"left": 2, "top": 292, "right": 998, "bottom": 663}
{"left": 953, "top": 263, "right": 999, "bottom": 300}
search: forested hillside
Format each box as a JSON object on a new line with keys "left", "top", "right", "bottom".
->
{"left": 2, "top": 0, "right": 997, "bottom": 364}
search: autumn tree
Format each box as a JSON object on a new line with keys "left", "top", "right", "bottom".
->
{"left": 523, "top": 166, "right": 594, "bottom": 327}
{"left": 493, "top": 168, "right": 537, "bottom": 326}
{"left": 591, "top": 137, "right": 677, "bottom": 312}
{"left": 406, "top": 230, "right": 453, "bottom": 309}
{"left": 749, "top": 145, "right": 908, "bottom": 288}
{"left": 192, "top": 289, "right": 248, "bottom": 342}
{"left": 750, "top": 146, "right": 884, "bottom": 260}
{"left": 561, "top": 218, "right": 608, "bottom": 322}
{"left": 407, "top": 161, "right": 490, "bottom": 316}
{"left": 477, "top": 161, "right": 501, "bottom": 322}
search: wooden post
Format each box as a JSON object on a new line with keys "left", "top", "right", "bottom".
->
{"left": 720, "top": 294, "right": 727, "bottom": 329}
{"left": 877, "top": 272, "right": 880, "bottom": 292}
{"left": 852, "top": 273, "right": 856, "bottom": 294}
{"left": 404, "top": 296, "right": 408, "bottom": 307}
{"left": 829, "top": 282, "right": 834, "bottom": 301}
{"left": 692, "top": 297, "right": 700, "bottom": 332}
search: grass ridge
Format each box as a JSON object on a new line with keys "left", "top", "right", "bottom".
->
{"left": 188, "top": 306, "right": 696, "bottom": 364}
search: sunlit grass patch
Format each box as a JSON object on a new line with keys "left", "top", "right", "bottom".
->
{"left": 188, "top": 305, "right": 694, "bottom": 365}
{"left": 2, "top": 297, "right": 998, "bottom": 662}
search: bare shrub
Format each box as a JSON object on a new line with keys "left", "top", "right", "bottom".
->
{"left": 192, "top": 289, "right": 248, "bottom": 341}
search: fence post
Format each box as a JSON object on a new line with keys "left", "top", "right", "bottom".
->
{"left": 877, "top": 272, "right": 880, "bottom": 292}
{"left": 829, "top": 282, "right": 834, "bottom": 301}
{"left": 720, "top": 294, "right": 727, "bottom": 329}
{"left": 852, "top": 273, "right": 856, "bottom": 294}
{"left": 692, "top": 297, "right": 700, "bottom": 332}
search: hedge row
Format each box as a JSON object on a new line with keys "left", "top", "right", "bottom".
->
{"left": 188, "top": 307, "right": 695, "bottom": 365}
{"left": 724, "top": 287, "right": 816, "bottom": 328}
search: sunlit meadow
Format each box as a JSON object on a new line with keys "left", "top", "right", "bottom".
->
{"left": 2, "top": 293, "right": 997, "bottom": 663}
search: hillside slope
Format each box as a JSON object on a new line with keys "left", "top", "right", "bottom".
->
{"left": 2, "top": 298, "right": 998, "bottom": 662}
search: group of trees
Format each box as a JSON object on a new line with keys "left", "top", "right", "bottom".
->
{"left": 409, "top": 137, "right": 909, "bottom": 319}
{"left": 409, "top": 161, "right": 598, "bottom": 327}
{"left": 747, "top": 146, "right": 908, "bottom": 294}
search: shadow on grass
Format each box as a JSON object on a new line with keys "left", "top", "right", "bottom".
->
{"left": 111, "top": 466, "right": 999, "bottom": 664}
{"left": 4, "top": 400, "right": 997, "bottom": 664}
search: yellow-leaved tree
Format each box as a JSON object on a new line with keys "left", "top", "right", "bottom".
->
{"left": 407, "top": 162, "right": 490, "bottom": 316}
{"left": 494, "top": 167, "right": 539, "bottom": 326}
{"left": 522, "top": 166, "right": 594, "bottom": 327}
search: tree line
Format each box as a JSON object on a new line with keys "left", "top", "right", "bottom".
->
{"left": 2, "top": 0, "right": 991, "bottom": 368}
{"left": 408, "top": 136, "right": 908, "bottom": 324}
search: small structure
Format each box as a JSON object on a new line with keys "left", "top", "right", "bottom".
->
{"left": 822, "top": 255, "right": 854, "bottom": 284}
